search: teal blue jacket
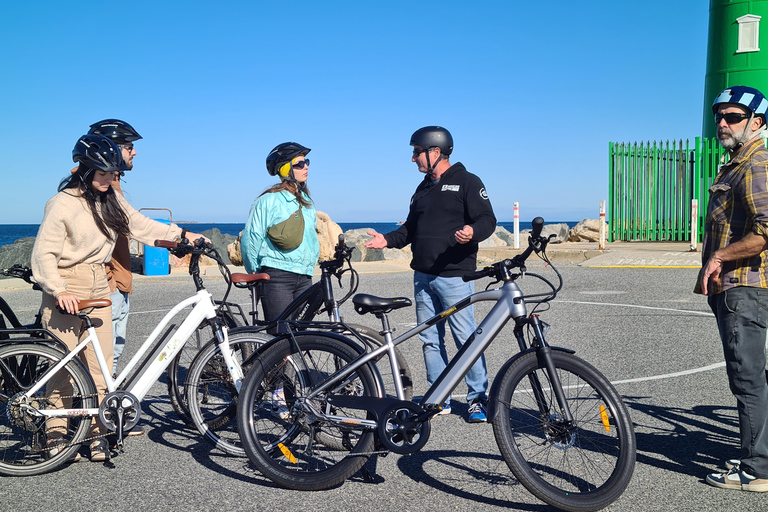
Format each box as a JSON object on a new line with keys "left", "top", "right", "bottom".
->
{"left": 241, "top": 189, "right": 319, "bottom": 276}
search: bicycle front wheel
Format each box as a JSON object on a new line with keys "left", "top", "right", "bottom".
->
{"left": 492, "top": 350, "right": 636, "bottom": 512}
{"left": 166, "top": 311, "right": 242, "bottom": 426}
{"left": 0, "top": 343, "right": 97, "bottom": 476}
{"left": 238, "top": 334, "right": 378, "bottom": 490}
{"left": 185, "top": 331, "right": 272, "bottom": 456}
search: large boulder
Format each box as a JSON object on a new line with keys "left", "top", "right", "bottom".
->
{"left": 480, "top": 226, "right": 513, "bottom": 248}
{"left": 519, "top": 223, "right": 570, "bottom": 244}
{"left": 0, "top": 238, "right": 35, "bottom": 277}
{"left": 569, "top": 219, "right": 608, "bottom": 242}
{"left": 317, "top": 211, "right": 344, "bottom": 262}
{"left": 493, "top": 226, "right": 515, "bottom": 246}
{"left": 343, "top": 228, "right": 410, "bottom": 262}
{"left": 228, "top": 232, "right": 243, "bottom": 266}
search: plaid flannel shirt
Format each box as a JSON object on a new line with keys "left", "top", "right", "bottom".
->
{"left": 696, "top": 137, "right": 768, "bottom": 295}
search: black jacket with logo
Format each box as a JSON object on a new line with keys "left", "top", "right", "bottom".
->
{"left": 383, "top": 162, "right": 497, "bottom": 277}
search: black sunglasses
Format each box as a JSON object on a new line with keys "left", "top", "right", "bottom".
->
{"left": 120, "top": 143, "right": 134, "bottom": 151}
{"left": 292, "top": 159, "right": 310, "bottom": 169}
{"left": 412, "top": 147, "right": 427, "bottom": 157}
{"left": 715, "top": 112, "right": 750, "bottom": 125}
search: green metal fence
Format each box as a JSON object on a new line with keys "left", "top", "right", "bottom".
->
{"left": 608, "top": 137, "right": 725, "bottom": 242}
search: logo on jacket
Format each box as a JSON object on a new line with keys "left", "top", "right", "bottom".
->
{"left": 479, "top": 188, "right": 489, "bottom": 200}
{"left": 441, "top": 184, "right": 460, "bottom": 192}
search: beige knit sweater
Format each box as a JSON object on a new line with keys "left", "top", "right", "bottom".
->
{"left": 32, "top": 187, "right": 182, "bottom": 297}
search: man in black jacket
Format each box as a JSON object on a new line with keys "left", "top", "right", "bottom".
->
{"left": 366, "top": 126, "right": 496, "bottom": 422}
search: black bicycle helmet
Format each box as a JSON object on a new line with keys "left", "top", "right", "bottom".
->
{"left": 88, "top": 119, "right": 142, "bottom": 144}
{"left": 72, "top": 134, "right": 128, "bottom": 173}
{"left": 266, "top": 142, "right": 311, "bottom": 178}
{"left": 410, "top": 126, "right": 453, "bottom": 156}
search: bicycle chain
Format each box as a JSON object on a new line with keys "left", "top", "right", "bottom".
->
{"left": 19, "top": 391, "right": 123, "bottom": 455}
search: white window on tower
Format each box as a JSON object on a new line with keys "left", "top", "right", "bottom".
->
{"left": 737, "top": 14, "right": 761, "bottom": 53}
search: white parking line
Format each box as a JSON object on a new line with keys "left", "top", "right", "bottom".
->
{"left": 555, "top": 300, "right": 713, "bottom": 316}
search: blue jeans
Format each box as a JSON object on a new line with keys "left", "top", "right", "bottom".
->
{"left": 414, "top": 271, "right": 488, "bottom": 404}
{"left": 111, "top": 289, "right": 129, "bottom": 374}
{"left": 709, "top": 286, "right": 768, "bottom": 478}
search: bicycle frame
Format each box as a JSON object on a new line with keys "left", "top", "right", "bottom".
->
{"left": 299, "top": 276, "right": 572, "bottom": 423}
{"left": 19, "top": 288, "right": 241, "bottom": 420}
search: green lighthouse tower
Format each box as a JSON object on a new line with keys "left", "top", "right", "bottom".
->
{"left": 703, "top": 0, "right": 768, "bottom": 138}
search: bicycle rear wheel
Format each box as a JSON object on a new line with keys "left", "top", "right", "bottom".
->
{"left": 0, "top": 343, "right": 97, "bottom": 476}
{"left": 238, "top": 334, "right": 378, "bottom": 490}
{"left": 492, "top": 350, "right": 636, "bottom": 512}
{"left": 185, "top": 331, "right": 272, "bottom": 456}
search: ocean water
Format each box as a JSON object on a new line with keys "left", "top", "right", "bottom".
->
{"left": 0, "top": 221, "right": 577, "bottom": 248}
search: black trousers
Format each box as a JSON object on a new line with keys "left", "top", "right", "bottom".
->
{"left": 258, "top": 266, "right": 313, "bottom": 325}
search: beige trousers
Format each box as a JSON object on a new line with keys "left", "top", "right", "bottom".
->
{"left": 41, "top": 263, "right": 114, "bottom": 438}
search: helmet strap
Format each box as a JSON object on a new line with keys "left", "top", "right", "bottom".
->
{"left": 425, "top": 150, "right": 444, "bottom": 178}
{"left": 78, "top": 169, "right": 99, "bottom": 199}
{"left": 731, "top": 112, "right": 766, "bottom": 152}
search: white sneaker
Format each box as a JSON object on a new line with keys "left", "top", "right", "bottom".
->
{"left": 271, "top": 388, "right": 290, "bottom": 420}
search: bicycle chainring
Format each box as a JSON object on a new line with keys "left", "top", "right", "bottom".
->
{"left": 99, "top": 391, "right": 141, "bottom": 432}
{"left": 377, "top": 401, "right": 430, "bottom": 454}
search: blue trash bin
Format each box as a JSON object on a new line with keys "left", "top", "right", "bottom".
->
{"left": 142, "top": 218, "right": 171, "bottom": 276}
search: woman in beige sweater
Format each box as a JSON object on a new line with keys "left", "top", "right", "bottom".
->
{"left": 31, "top": 134, "right": 205, "bottom": 462}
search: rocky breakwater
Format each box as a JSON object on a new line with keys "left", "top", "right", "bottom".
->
{"left": 1, "top": 218, "right": 610, "bottom": 276}
{"left": 0, "top": 238, "right": 35, "bottom": 273}
{"left": 226, "top": 219, "right": 609, "bottom": 267}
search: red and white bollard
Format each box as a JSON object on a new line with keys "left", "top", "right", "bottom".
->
{"left": 513, "top": 202, "right": 520, "bottom": 249}
{"left": 690, "top": 199, "right": 698, "bottom": 252}
{"left": 598, "top": 200, "right": 606, "bottom": 250}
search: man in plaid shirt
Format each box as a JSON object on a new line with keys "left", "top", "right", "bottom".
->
{"left": 698, "top": 86, "right": 768, "bottom": 492}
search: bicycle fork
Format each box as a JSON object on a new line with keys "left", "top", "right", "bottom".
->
{"left": 513, "top": 317, "right": 574, "bottom": 423}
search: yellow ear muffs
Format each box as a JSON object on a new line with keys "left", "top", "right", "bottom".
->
{"left": 278, "top": 162, "right": 291, "bottom": 179}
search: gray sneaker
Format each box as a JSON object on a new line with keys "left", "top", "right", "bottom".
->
{"left": 707, "top": 466, "right": 768, "bottom": 492}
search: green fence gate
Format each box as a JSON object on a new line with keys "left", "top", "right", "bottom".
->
{"left": 608, "top": 137, "right": 725, "bottom": 242}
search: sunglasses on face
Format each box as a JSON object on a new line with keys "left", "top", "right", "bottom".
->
{"left": 412, "top": 147, "right": 426, "bottom": 157}
{"left": 715, "top": 112, "right": 750, "bottom": 125}
{"left": 292, "top": 159, "right": 310, "bottom": 169}
{"left": 120, "top": 143, "right": 134, "bottom": 152}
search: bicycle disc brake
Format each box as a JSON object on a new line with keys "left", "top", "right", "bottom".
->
{"left": 99, "top": 391, "right": 141, "bottom": 433}
{"left": 377, "top": 401, "right": 430, "bottom": 454}
{"left": 545, "top": 413, "right": 576, "bottom": 450}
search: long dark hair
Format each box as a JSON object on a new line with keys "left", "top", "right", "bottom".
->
{"left": 59, "top": 165, "right": 130, "bottom": 240}
{"left": 260, "top": 180, "right": 312, "bottom": 207}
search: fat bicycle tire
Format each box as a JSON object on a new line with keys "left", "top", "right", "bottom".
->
{"left": 166, "top": 311, "right": 240, "bottom": 426}
{"left": 185, "top": 331, "right": 273, "bottom": 456}
{"left": 0, "top": 343, "right": 97, "bottom": 476}
{"left": 491, "top": 350, "right": 636, "bottom": 512}
{"left": 237, "top": 334, "right": 378, "bottom": 490}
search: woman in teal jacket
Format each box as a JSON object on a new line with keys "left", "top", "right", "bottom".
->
{"left": 241, "top": 142, "right": 319, "bottom": 322}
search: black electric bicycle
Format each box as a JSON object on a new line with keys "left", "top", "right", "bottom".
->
{"left": 236, "top": 219, "right": 636, "bottom": 512}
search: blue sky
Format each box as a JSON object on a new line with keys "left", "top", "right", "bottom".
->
{"left": 0, "top": 1, "right": 708, "bottom": 224}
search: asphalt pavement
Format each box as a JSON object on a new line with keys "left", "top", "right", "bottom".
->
{"left": 1, "top": 242, "right": 760, "bottom": 512}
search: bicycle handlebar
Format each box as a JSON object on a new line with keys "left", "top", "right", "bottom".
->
{"left": 0, "top": 265, "right": 40, "bottom": 290}
{"left": 462, "top": 217, "right": 549, "bottom": 283}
